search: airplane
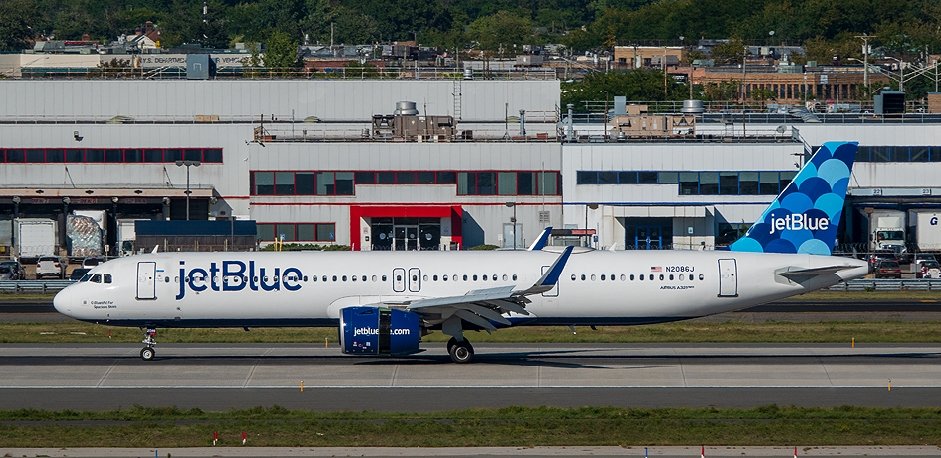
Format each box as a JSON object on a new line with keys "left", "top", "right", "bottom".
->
{"left": 54, "top": 141, "right": 868, "bottom": 364}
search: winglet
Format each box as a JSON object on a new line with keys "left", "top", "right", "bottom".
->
{"left": 527, "top": 226, "right": 553, "bottom": 251}
{"left": 528, "top": 245, "right": 574, "bottom": 292}
{"left": 151, "top": 245, "right": 159, "bottom": 254}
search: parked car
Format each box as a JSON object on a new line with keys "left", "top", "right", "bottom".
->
{"left": 867, "top": 252, "right": 899, "bottom": 272}
{"left": 35, "top": 256, "right": 64, "bottom": 279}
{"left": 69, "top": 268, "right": 92, "bottom": 281}
{"left": 874, "top": 260, "right": 902, "bottom": 279}
{"left": 82, "top": 257, "right": 103, "bottom": 268}
{"left": 0, "top": 260, "right": 24, "bottom": 280}
{"left": 915, "top": 260, "right": 941, "bottom": 279}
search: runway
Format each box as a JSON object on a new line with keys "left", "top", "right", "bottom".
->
{"left": 0, "top": 343, "right": 939, "bottom": 410}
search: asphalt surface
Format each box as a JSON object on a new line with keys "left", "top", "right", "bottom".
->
{"left": 0, "top": 343, "right": 938, "bottom": 410}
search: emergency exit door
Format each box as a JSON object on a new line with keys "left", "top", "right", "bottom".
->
{"left": 136, "top": 262, "right": 156, "bottom": 300}
{"left": 717, "top": 259, "right": 738, "bottom": 297}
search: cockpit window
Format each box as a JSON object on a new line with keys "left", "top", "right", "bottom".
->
{"left": 80, "top": 274, "right": 92, "bottom": 282}
{"left": 103, "top": 274, "right": 112, "bottom": 284}
{"left": 90, "top": 274, "right": 102, "bottom": 283}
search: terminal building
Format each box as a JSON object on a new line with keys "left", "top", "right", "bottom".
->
{"left": 1, "top": 77, "right": 940, "bottom": 257}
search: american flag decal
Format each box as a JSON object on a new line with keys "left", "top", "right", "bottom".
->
{"left": 650, "top": 266, "right": 662, "bottom": 272}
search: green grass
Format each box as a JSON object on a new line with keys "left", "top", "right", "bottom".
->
{"left": 3, "top": 320, "right": 940, "bottom": 344}
{"left": 1, "top": 406, "right": 939, "bottom": 447}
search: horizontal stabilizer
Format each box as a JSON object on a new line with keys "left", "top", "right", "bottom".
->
{"left": 780, "top": 265, "right": 859, "bottom": 280}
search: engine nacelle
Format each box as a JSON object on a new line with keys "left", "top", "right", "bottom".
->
{"left": 339, "top": 306, "right": 421, "bottom": 356}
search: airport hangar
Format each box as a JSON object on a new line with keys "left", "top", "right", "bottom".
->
{"left": 0, "top": 78, "right": 940, "bottom": 256}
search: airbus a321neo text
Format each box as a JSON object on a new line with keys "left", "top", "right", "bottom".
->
{"left": 54, "top": 141, "right": 867, "bottom": 363}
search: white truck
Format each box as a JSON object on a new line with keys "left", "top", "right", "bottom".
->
{"left": 115, "top": 218, "right": 142, "bottom": 256}
{"left": 869, "top": 209, "right": 906, "bottom": 253}
{"left": 910, "top": 209, "right": 941, "bottom": 252}
{"left": 14, "top": 218, "right": 58, "bottom": 258}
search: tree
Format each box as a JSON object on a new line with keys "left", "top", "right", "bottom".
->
{"left": 710, "top": 37, "right": 745, "bottom": 65}
{"left": 0, "top": 0, "right": 34, "bottom": 51}
{"left": 264, "top": 30, "right": 299, "bottom": 74}
{"left": 466, "top": 11, "right": 533, "bottom": 55}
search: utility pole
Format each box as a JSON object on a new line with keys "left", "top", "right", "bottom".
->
{"left": 856, "top": 35, "right": 876, "bottom": 93}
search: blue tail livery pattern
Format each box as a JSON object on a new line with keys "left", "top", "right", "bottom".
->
{"left": 729, "top": 141, "right": 858, "bottom": 255}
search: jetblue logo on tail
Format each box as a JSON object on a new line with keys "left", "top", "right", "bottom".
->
{"left": 730, "top": 141, "right": 858, "bottom": 255}
{"left": 768, "top": 213, "right": 830, "bottom": 234}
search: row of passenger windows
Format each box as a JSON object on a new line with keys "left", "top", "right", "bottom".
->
{"left": 0, "top": 148, "right": 223, "bottom": 164}
{"left": 250, "top": 171, "right": 562, "bottom": 196}
{"left": 170, "top": 272, "right": 703, "bottom": 284}
{"left": 576, "top": 170, "right": 797, "bottom": 195}
{"left": 571, "top": 272, "right": 705, "bottom": 281}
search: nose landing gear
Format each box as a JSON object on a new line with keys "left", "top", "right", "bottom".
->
{"left": 140, "top": 328, "right": 157, "bottom": 361}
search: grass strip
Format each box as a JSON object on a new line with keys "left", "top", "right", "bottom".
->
{"left": 1, "top": 406, "right": 940, "bottom": 447}
{"left": 2, "top": 320, "right": 941, "bottom": 344}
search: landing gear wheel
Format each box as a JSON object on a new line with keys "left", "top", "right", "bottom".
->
{"left": 448, "top": 340, "right": 474, "bottom": 364}
{"left": 140, "top": 347, "right": 155, "bottom": 361}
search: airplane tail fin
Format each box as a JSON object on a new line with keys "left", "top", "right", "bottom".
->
{"left": 729, "top": 141, "right": 858, "bottom": 255}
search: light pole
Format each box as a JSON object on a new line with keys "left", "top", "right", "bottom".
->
{"left": 175, "top": 160, "right": 201, "bottom": 221}
{"left": 505, "top": 201, "right": 517, "bottom": 250}
{"left": 584, "top": 203, "right": 599, "bottom": 248}
{"left": 884, "top": 56, "right": 904, "bottom": 92}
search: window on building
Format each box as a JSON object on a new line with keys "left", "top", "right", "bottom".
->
{"left": 253, "top": 172, "right": 275, "bottom": 195}
{"left": 679, "top": 172, "right": 698, "bottom": 195}
{"left": 699, "top": 172, "right": 718, "bottom": 194}
{"left": 335, "top": 172, "right": 354, "bottom": 195}
{"left": 719, "top": 172, "right": 738, "bottom": 195}
{"left": 275, "top": 172, "right": 294, "bottom": 194}
{"left": 739, "top": 172, "right": 759, "bottom": 194}
{"left": 759, "top": 172, "right": 779, "bottom": 195}
{"left": 637, "top": 172, "right": 658, "bottom": 184}
{"left": 296, "top": 172, "right": 316, "bottom": 195}
{"left": 498, "top": 172, "right": 517, "bottom": 195}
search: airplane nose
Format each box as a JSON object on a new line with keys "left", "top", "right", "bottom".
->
{"left": 53, "top": 288, "right": 70, "bottom": 315}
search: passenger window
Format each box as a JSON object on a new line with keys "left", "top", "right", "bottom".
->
{"left": 174, "top": 276, "right": 180, "bottom": 283}
{"left": 481, "top": 275, "right": 487, "bottom": 281}
{"left": 463, "top": 274, "right": 468, "bottom": 281}
{"left": 165, "top": 277, "right": 170, "bottom": 283}
{"left": 382, "top": 275, "right": 387, "bottom": 281}
{"left": 571, "top": 274, "right": 577, "bottom": 281}
{"left": 452, "top": 274, "right": 458, "bottom": 281}
{"left": 423, "top": 275, "right": 429, "bottom": 281}
{"left": 342, "top": 275, "right": 347, "bottom": 281}
{"left": 332, "top": 275, "right": 337, "bottom": 282}
{"left": 372, "top": 275, "right": 377, "bottom": 281}
{"left": 581, "top": 274, "right": 586, "bottom": 281}
{"left": 303, "top": 276, "right": 308, "bottom": 281}
{"left": 352, "top": 275, "right": 357, "bottom": 282}
{"left": 590, "top": 274, "right": 596, "bottom": 281}
{"left": 322, "top": 275, "right": 327, "bottom": 282}
{"left": 473, "top": 274, "right": 478, "bottom": 281}
{"left": 629, "top": 274, "right": 634, "bottom": 281}
{"left": 620, "top": 274, "right": 626, "bottom": 281}
{"left": 659, "top": 274, "right": 664, "bottom": 280}
{"left": 699, "top": 274, "right": 705, "bottom": 280}
{"left": 640, "top": 274, "right": 645, "bottom": 280}
{"left": 361, "top": 275, "right": 366, "bottom": 282}
{"left": 669, "top": 274, "right": 674, "bottom": 280}
{"left": 601, "top": 274, "right": 606, "bottom": 281}
{"left": 433, "top": 275, "right": 438, "bottom": 281}
{"left": 610, "top": 273, "right": 615, "bottom": 281}
{"left": 443, "top": 275, "right": 448, "bottom": 281}
{"left": 512, "top": 274, "right": 517, "bottom": 281}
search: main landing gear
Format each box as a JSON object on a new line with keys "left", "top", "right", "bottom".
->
{"left": 140, "top": 328, "right": 157, "bottom": 361}
{"left": 446, "top": 337, "right": 474, "bottom": 364}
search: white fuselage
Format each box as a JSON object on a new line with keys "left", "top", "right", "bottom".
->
{"left": 54, "top": 249, "right": 868, "bottom": 328}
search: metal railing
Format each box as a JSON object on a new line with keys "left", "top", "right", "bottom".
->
{"left": 827, "top": 278, "right": 941, "bottom": 291}
{"left": 0, "top": 280, "right": 73, "bottom": 293}
{"left": 10, "top": 66, "right": 558, "bottom": 81}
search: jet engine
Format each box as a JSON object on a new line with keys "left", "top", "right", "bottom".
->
{"left": 339, "top": 306, "right": 422, "bottom": 356}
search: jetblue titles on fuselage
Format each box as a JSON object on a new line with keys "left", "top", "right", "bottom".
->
{"left": 176, "top": 260, "right": 304, "bottom": 300}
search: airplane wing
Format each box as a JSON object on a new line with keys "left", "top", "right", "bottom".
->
{"left": 388, "top": 245, "right": 573, "bottom": 331}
